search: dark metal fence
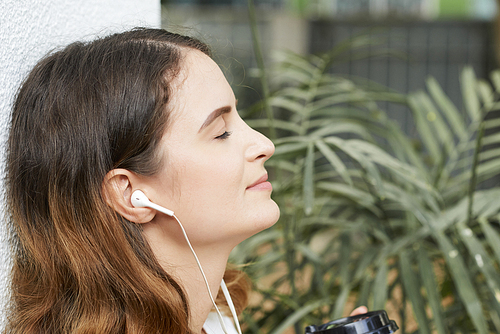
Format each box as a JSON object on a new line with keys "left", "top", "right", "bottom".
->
{"left": 309, "top": 20, "right": 497, "bottom": 134}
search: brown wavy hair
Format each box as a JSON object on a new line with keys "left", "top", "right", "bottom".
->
{"left": 5, "top": 28, "right": 249, "bottom": 334}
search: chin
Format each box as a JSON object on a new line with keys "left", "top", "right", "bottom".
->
{"left": 267, "top": 200, "right": 280, "bottom": 226}
{"left": 250, "top": 199, "right": 280, "bottom": 233}
{"left": 220, "top": 200, "right": 280, "bottom": 248}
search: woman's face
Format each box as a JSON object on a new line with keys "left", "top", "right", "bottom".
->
{"left": 142, "top": 50, "right": 280, "bottom": 247}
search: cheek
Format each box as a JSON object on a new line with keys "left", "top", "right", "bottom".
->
{"left": 174, "top": 151, "right": 245, "bottom": 214}
{"left": 165, "top": 152, "right": 279, "bottom": 246}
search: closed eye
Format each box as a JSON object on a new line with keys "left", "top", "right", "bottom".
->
{"left": 215, "top": 131, "right": 232, "bottom": 140}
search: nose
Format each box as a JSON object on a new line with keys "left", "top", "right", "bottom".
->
{"left": 245, "top": 126, "right": 275, "bottom": 162}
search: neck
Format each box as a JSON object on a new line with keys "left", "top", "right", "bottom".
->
{"left": 142, "top": 217, "right": 234, "bottom": 333}
{"left": 175, "top": 244, "right": 231, "bottom": 332}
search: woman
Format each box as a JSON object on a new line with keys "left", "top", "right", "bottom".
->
{"left": 6, "top": 27, "right": 280, "bottom": 334}
{"left": 5, "top": 27, "right": 365, "bottom": 334}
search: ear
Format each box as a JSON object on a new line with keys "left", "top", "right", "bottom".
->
{"left": 102, "top": 169, "right": 156, "bottom": 224}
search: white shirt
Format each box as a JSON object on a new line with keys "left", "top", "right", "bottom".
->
{"left": 203, "top": 312, "right": 239, "bottom": 334}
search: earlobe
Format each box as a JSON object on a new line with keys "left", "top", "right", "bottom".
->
{"left": 103, "top": 169, "right": 156, "bottom": 224}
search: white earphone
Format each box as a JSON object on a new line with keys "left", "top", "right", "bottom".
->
{"left": 130, "top": 190, "right": 242, "bottom": 334}
{"left": 131, "top": 190, "right": 174, "bottom": 216}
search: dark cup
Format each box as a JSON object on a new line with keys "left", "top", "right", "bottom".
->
{"left": 304, "top": 310, "right": 398, "bottom": 334}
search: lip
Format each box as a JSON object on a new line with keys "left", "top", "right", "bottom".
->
{"left": 246, "top": 174, "right": 272, "bottom": 191}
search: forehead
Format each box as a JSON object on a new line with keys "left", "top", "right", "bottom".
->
{"left": 167, "top": 49, "right": 233, "bottom": 126}
{"left": 182, "top": 49, "right": 221, "bottom": 80}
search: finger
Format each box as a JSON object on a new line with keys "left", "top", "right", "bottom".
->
{"left": 349, "top": 306, "right": 368, "bottom": 316}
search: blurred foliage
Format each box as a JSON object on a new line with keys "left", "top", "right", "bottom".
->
{"left": 231, "top": 33, "right": 500, "bottom": 334}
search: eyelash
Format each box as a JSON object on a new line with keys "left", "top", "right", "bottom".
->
{"left": 215, "top": 131, "right": 232, "bottom": 140}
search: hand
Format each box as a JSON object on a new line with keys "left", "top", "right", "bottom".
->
{"left": 349, "top": 306, "right": 368, "bottom": 316}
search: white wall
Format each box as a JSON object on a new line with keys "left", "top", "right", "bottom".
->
{"left": 0, "top": 0, "right": 160, "bottom": 327}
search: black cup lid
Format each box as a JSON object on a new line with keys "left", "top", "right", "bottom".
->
{"left": 304, "top": 310, "right": 398, "bottom": 334}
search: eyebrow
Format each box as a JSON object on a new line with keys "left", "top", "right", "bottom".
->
{"left": 198, "top": 105, "right": 232, "bottom": 132}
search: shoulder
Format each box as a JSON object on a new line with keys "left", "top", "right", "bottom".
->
{"left": 203, "top": 312, "right": 239, "bottom": 334}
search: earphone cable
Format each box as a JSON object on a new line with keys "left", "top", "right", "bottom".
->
{"left": 172, "top": 214, "right": 229, "bottom": 334}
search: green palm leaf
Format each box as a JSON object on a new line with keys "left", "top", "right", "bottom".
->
{"left": 416, "top": 247, "right": 447, "bottom": 334}
{"left": 241, "top": 25, "right": 500, "bottom": 333}
{"left": 435, "top": 231, "right": 488, "bottom": 334}
{"left": 400, "top": 250, "right": 431, "bottom": 334}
